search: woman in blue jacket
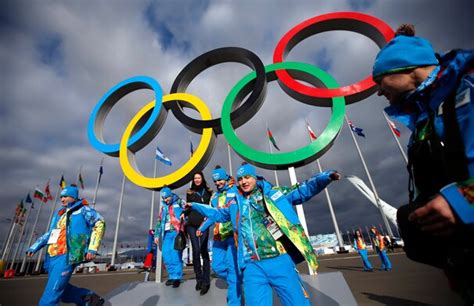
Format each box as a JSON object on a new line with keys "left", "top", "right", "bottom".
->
{"left": 154, "top": 187, "right": 185, "bottom": 288}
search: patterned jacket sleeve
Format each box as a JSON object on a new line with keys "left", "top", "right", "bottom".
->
{"left": 154, "top": 206, "right": 164, "bottom": 240}
{"left": 192, "top": 202, "right": 231, "bottom": 224}
{"left": 83, "top": 206, "right": 106, "bottom": 254}
{"left": 27, "top": 210, "right": 60, "bottom": 253}
{"left": 284, "top": 170, "right": 335, "bottom": 205}
{"left": 198, "top": 196, "right": 219, "bottom": 232}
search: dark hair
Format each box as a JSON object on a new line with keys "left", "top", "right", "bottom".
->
{"left": 241, "top": 161, "right": 248, "bottom": 166}
{"left": 214, "top": 165, "right": 222, "bottom": 169}
{"left": 190, "top": 171, "right": 211, "bottom": 191}
{"left": 395, "top": 24, "right": 415, "bottom": 37}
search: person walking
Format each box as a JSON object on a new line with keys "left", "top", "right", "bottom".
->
{"left": 196, "top": 165, "right": 242, "bottom": 305}
{"left": 353, "top": 229, "right": 373, "bottom": 272}
{"left": 154, "top": 187, "right": 185, "bottom": 288}
{"left": 26, "top": 184, "right": 106, "bottom": 306}
{"left": 185, "top": 172, "right": 212, "bottom": 295}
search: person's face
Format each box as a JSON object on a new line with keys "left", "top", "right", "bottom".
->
{"left": 214, "top": 179, "right": 226, "bottom": 190}
{"left": 238, "top": 175, "right": 257, "bottom": 193}
{"left": 193, "top": 174, "right": 203, "bottom": 187}
{"left": 163, "top": 196, "right": 173, "bottom": 204}
{"left": 60, "top": 196, "right": 75, "bottom": 206}
{"left": 376, "top": 71, "right": 417, "bottom": 106}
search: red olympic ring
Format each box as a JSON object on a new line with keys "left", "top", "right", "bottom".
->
{"left": 273, "top": 12, "right": 394, "bottom": 104}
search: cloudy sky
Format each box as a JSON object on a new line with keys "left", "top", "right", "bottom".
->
{"left": 1, "top": 0, "right": 473, "bottom": 253}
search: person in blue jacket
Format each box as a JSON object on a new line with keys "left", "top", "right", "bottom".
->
{"left": 27, "top": 184, "right": 106, "bottom": 306}
{"left": 196, "top": 165, "right": 242, "bottom": 306}
{"left": 187, "top": 162, "right": 341, "bottom": 306}
{"left": 373, "top": 24, "right": 473, "bottom": 302}
{"left": 154, "top": 187, "right": 185, "bottom": 288}
{"left": 352, "top": 229, "right": 373, "bottom": 272}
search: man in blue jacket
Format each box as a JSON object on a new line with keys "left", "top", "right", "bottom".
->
{"left": 373, "top": 24, "right": 473, "bottom": 302}
{"left": 27, "top": 184, "right": 106, "bottom": 306}
{"left": 188, "top": 163, "right": 341, "bottom": 306}
{"left": 197, "top": 165, "right": 242, "bottom": 306}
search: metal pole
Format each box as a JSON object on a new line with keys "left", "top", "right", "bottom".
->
{"left": 287, "top": 167, "right": 315, "bottom": 275}
{"left": 20, "top": 199, "right": 44, "bottom": 273}
{"left": 8, "top": 200, "right": 33, "bottom": 270}
{"left": 111, "top": 175, "right": 126, "bottom": 268}
{"left": 227, "top": 142, "right": 233, "bottom": 177}
{"left": 1, "top": 218, "right": 16, "bottom": 260}
{"left": 149, "top": 158, "right": 157, "bottom": 230}
{"left": 34, "top": 185, "right": 61, "bottom": 272}
{"left": 382, "top": 111, "right": 408, "bottom": 164}
{"left": 268, "top": 139, "right": 280, "bottom": 187}
{"left": 345, "top": 115, "right": 394, "bottom": 237}
{"left": 92, "top": 158, "right": 104, "bottom": 209}
{"left": 315, "top": 159, "right": 344, "bottom": 249}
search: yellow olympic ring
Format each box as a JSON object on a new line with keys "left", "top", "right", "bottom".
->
{"left": 119, "top": 93, "right": 215, "bottom": 190}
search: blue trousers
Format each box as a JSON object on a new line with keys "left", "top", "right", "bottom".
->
{"left": 243, "top": 254, "right": 310, "bottom": 306}
{"left": 39, "top": 254, "right": 93, "bottom": 306}
{"left": 187, "top": 225, "right": 210, "bottom": 284}
{"left": 377, "top": 249, "right": 392, "bottom": 270}
{"left": 358, "top": 249, "right": 373, "bottom": 271}
{"left": 212, "top": 238, "right": 242, "bottom": 306}
{"left": 163, "top": 231, "right": 183, "bottom": 280}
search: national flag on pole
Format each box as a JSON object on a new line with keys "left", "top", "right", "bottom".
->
{"left": 306, "top": 121, "right": 318, "bottom": 141}
{"left": 59, "top": 176, "right": 67, "bottom": 189}
{"left": 155, "top": 146, "right": 172, "bottom": 166}
{"left": 190, "top": 139, "right": 194, "bottom": 157}
{"left": 78, "top": 173, "right": 85, "bottom": 189}
{"left": 267, "top": 128, "right": 280, "bottom": 151}
{"left": 34, "top": 187, "right": 45, "bottom": 201}
{"left": 348, "top": 120, "right": 366, "bottom": 137}
{"left": 98, "top": 164, "right": 104, "bottom": 184}
{"left": 388, "top": 119, "right": 401, "bottom": 137}
{"left": 44, "top": 182, "right": 53, "bottom": 201}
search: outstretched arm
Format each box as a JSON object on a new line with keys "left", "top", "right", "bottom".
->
{"left": 284, "top": 170, "right": 341, "bottom": 205}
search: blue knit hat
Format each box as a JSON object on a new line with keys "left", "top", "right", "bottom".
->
{"left": 373, "top": 35, "right": 438, "bottom": 78}
{"left": 161, "top": 187, "right": 172, "bottom": 199}
{"left": 212, "top": 167, "right": 229, "bottom": 181}
{"left": 236, "top": 163, "right": 257, "bottom": 180}
{"left": 60, "top": 185, "right": 79, "bottom": 199}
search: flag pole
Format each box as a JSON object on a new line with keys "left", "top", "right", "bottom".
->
{"left": 265, "top": 123, "right": 280, "bottom": 186}
{"left": 110, "top": 174, "right": 126, "bottom": 269}
{"left": 34, "top": 182, "right": 61, "bottom": 273}
{"left": 345, "top": 115, "right": 394, "bottom": 237}
{"left": 149, "top": 157, "right": 157, "bottom": 230}
{"left": 1, "top": 210, "right": 16, "bottom": 259}
{"left": 92, "top": 158, "right": 104, "bottom": 209}
{"left": 382, "top": 111, "right": 408, "bottom": 164}
{"left": 155, "top": 197, "right": 163, "bottom": 284}
{"left": 20, "top": 187, "right": 47, "bottom": 273}
{"left": 227, "top": 142, "right": 234, "bottom": 177}
{"left": 305, "top": 119, "right": 345, "bottom": 250}
{"left": 8, "top": 197, "right": 34, "bottom": 270}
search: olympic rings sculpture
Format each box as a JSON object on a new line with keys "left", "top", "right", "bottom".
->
{"left": 88, "top": 12, "right": 394, "bottom": 190}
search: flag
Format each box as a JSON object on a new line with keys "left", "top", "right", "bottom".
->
{"left": 267, "top": 128, "right": 280, "bottom": 151}
{"left": 388, "top": 119, "right": 401, "bottom": 137}
{"left": 78, "top": 173, "right": 85, "bottom": 189}
{"left": 98, "top": 165, "right": 104, "bottom": 184}
{"left": 45, "top": 182, "right": 53, "bottom": 201}
{"left": 190, "top": 139, "right": 194, "bottom": 157}
{"left": 59, "top": 176, "right": 67, "bottom": 189}
{"left": 15, "top": 201, "right": 24, "bottom": 217}
{"left": 155, "top": 146, "right": 172, "bottom": 166}
{"left": 348, "top": 120, "right": 366, "bottom": 137}
{"left": 306, "top": 121, "right": 318, "bottom": 141}
{"left": 34, "top": 187, "right": 45, "bottom": 201}
{"left": 25, "top": 193, "right": 32, "bottom": 203}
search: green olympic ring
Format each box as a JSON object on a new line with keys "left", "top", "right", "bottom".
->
{"left": 221, "top": 61, "right": 345, "bottom": 170}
